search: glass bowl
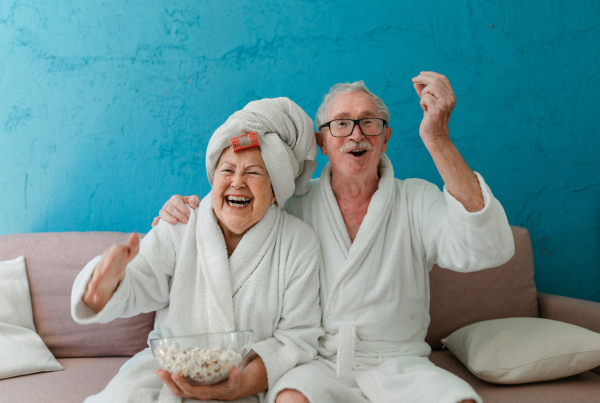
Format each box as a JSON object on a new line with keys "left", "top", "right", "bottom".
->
{"left": 150, "top": 330, "right": 253, "bottom": 386}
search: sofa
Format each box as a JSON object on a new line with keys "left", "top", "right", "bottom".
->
{"left": 0, "top": 226, "right": 599, "bottom": 402}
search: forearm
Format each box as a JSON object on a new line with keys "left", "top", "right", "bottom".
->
{"left": 237, "top": 356, "right": 268, "bottom": 399}
{"left": 425, "top": 138, "right": 484, "bottom": 212}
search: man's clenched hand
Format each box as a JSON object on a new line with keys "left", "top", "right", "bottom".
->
{"left": 412, "top": 71, "right": 456, "bottom": 148}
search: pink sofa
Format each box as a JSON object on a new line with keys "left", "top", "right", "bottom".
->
{"left": 0, "top": 227, "right": 599, "bottom": 402}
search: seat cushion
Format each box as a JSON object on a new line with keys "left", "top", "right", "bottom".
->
{"left": 0, "top": 357, "right": 129, "bottom": 403}
{"left": 0, "top": 232, "right": 155, "bottom": 358}
{"left": 427, "top": 226, "right": 539, "bottom": 349}
{"left": 430, "top": 350, "right": 600, "bottom": 403}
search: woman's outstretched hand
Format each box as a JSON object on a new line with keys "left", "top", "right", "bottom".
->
{"left": 151, "top": 195, "right": 200, "bottom": 227}
{"left": 82, "top": 232, "right": 140, "bottom": 313}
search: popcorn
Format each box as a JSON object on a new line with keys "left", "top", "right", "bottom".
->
{"left": 156, "top": 342, "right": 242, "bottom": 385}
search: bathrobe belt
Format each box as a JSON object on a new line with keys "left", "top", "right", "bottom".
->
{"left": 331, "top": 325, "right": 432, "bottom": 383}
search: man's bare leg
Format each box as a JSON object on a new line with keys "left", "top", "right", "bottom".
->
{"left": 275, "top": 389, "right": 309, "bottom": 403}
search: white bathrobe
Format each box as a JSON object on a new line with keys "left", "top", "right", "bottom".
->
{"left": 270, "top": 154, "right": 515, "bottom": 403}
{"left": 71, "top": 196, "right": 323, "bottom": 403}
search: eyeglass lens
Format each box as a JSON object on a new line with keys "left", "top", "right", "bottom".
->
{"left": 330, "top": 119, "right": 384, "bottom": 137}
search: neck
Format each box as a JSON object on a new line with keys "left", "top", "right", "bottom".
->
{"left": 330, "top": 162, "right": 380, "bottom": 204}
{"left": 329, "top": 159, "right": 381, "bottom": 243}
{"left": 218, "top": 223, "right": 244, "bottom": 257}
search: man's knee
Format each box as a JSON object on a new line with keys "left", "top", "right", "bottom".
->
{"left": 275, "top": 388, "right": 309, "bottom": 403}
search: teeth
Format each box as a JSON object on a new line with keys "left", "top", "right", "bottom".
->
{"left": 226, "top": 196, "right": 250, "bottom": 201}
{"left": 226, "top": 196, "right": 251, "bottom": 207}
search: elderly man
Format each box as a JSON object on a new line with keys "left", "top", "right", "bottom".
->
{"left": 154, "top": 72, "right": 514, "bottom": 403}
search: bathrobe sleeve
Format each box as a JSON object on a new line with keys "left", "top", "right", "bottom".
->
{"left": 410, "top": 172, "right": 514, "bottom": 272}
{"left": 71, "top": 220, "right": 183, "bottom": 324}
{"left": 251, "top": 218, "right": 324, "bottom": 391}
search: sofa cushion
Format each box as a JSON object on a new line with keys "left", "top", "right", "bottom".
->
{"left": 430, "top": 349, "right": 600, "bottom": 403}
{"left": 0, "top": 357, "right": 129, "bottom": 402}
{"left": 0, "top": 256, "right": 63, "bottom": 378}
{"left": 441, "top": 317, "right": 600, "bottom": 384}
{"left": 0, "top": 232, "right": 155, "bottom": 358}
{"left": 427, "top": 226, "right": 539, "bottom": 349}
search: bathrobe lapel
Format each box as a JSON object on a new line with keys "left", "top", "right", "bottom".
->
{"left": 229, "top": 204, "right": 280, "bottom": 296}
{"left": 196, "top": 196, "right": 236, "bottom": 332}
{"left": 320, "top": 155, "right": 396, "bottom": 316}
{"left": 195, "top": 196, "right": 282, "bottom": 334}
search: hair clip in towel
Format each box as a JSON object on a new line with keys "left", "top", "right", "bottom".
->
{"left": 230, "top": 132, "right": 260, "bottom": 152}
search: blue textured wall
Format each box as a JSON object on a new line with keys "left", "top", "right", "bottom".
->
{"left": 1, "top": 1, "right": 599, "bottom": 302}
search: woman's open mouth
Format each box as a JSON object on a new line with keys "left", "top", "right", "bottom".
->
{"left": 225, "top": 196, "right": 251, "bottom": 208}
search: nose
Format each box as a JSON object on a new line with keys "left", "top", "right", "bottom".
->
{"left": 231, "top": 171, "right": 246, "bottom": 189}
{"left": 348, "top": 121, "right": 364, "bottom": 142}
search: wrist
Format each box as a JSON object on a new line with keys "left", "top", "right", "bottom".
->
{"left": 423, "top": 136, "right": 453, "bottom": 154}
{"left": 233, "top": 370, "right": 245, "bottom": 400}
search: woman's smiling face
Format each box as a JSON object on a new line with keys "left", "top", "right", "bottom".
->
{"left": 212, "top": 146, "right": 275, "bottom": 236}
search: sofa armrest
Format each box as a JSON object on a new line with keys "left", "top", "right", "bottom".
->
{"left": 537, "top": 292, "right": 600, "bottom": 376}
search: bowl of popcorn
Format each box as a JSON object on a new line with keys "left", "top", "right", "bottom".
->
{"left": 150, "top": 330, "right": 253, "bottom": 386}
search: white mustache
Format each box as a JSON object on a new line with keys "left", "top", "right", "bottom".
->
{"left": 339, "top": 140, "right": 374, "bottom": 154}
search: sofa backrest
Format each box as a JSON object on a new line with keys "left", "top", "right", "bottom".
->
{"left": 0, "top": 232, "right": 155, "bottom": 358}
{"left": 426, "top": 226, "right": 539, "bottom": 349}
{"left": 1, "top": 227, "right": 538, "bottom": 356}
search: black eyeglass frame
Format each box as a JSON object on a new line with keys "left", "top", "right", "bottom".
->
{"left": 318, "top": 118, "right": 388, "bottom": 137}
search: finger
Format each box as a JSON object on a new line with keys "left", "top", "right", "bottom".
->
{"left": 171, "top": 374, "right": 198, "bottom": 397}
{"left": 170, "top": 195, "right": 191, "bottom": 219}
{"left": 127, "top": 232, "right": 140, "bottom": 260}
{"left": 419, "top": 71, "right": 445, "bottom": 79}
{"left": 157, "top": 371, "right": 186, "bottom": 397}
{"left": 164, "top": 203, "right": 189, "bottom": 224}
{"left": 420, "top": 94, "right": 438, "bottom": 113}
{"left": 93, "top": 245, "right": 126, "bottom": 287}
{"left": 183, "top": 195, "right": 200, "bottom": 209}
{"left": 229, "top": 367, "right": 240, "bottom": 380}
{"left": 422, "top": 84, "right": 454, "bottom": 111}
{"left": 151, "top": 216, "right": 160, "bottom": 227}
{"left": 86, "top": 258, "right": 107, "bottom": 301}
{"left": 421, "top": 85, "right": 441, "bottom": 100}
{"left": 159, "top": 208, "right": 178, "bottom": 225}
{"left": 420, "top": 72, "right": 452, "bottom": 92}
{"left": 412, "top": 74, "right": 434, "bottom": 86}
{"left": 413, "top": 82, "right": 426, "bottom": 98}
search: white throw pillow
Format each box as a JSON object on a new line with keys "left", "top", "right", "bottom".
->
{"left": 0, "top": 256, "right": 63, "bottom": 379}
{"left": 442, "top": 317, "right": 600, "bottom": 384}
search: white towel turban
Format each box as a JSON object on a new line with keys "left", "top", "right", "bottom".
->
{"left": 206, "top": 97, "right": 317, "bottom": 207}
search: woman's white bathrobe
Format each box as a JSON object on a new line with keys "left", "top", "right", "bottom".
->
{"left": 270, "top": 155, "right": 515, "bottom": 403}
{"left": 71, "top": 197, "right": 323, "bottom": 403}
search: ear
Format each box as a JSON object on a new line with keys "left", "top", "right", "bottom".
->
{"left": 315, "top": 131, "right": 327, "bottom": 156}
{"left": 381, "top": 127, "right": 392, "bottom": 153}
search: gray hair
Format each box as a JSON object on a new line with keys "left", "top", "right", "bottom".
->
{"left": 315, "top": 80, "right": 390, "bottom": 130}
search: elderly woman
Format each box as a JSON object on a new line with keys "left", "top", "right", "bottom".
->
{"left": 70, "top": 98, "right": 323, "bottom": 403}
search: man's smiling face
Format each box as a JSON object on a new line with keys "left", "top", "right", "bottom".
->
{"left": 316, "top": 91, "right": 392, "bottom": 178}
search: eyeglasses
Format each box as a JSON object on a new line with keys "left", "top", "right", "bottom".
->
{"left": 318, "top": 118, "right": 388, "bottom": 138}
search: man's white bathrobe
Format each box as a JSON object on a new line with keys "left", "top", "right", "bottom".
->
{"left": 71, "top": 197, "right": 323, "bottom": 403}
{"left": 270, "top": 155, "right": 515, "bottom": 403}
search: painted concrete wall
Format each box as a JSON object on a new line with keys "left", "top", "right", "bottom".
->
{"left": 1, "top": 1, "right": 599, "bottom": 302}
